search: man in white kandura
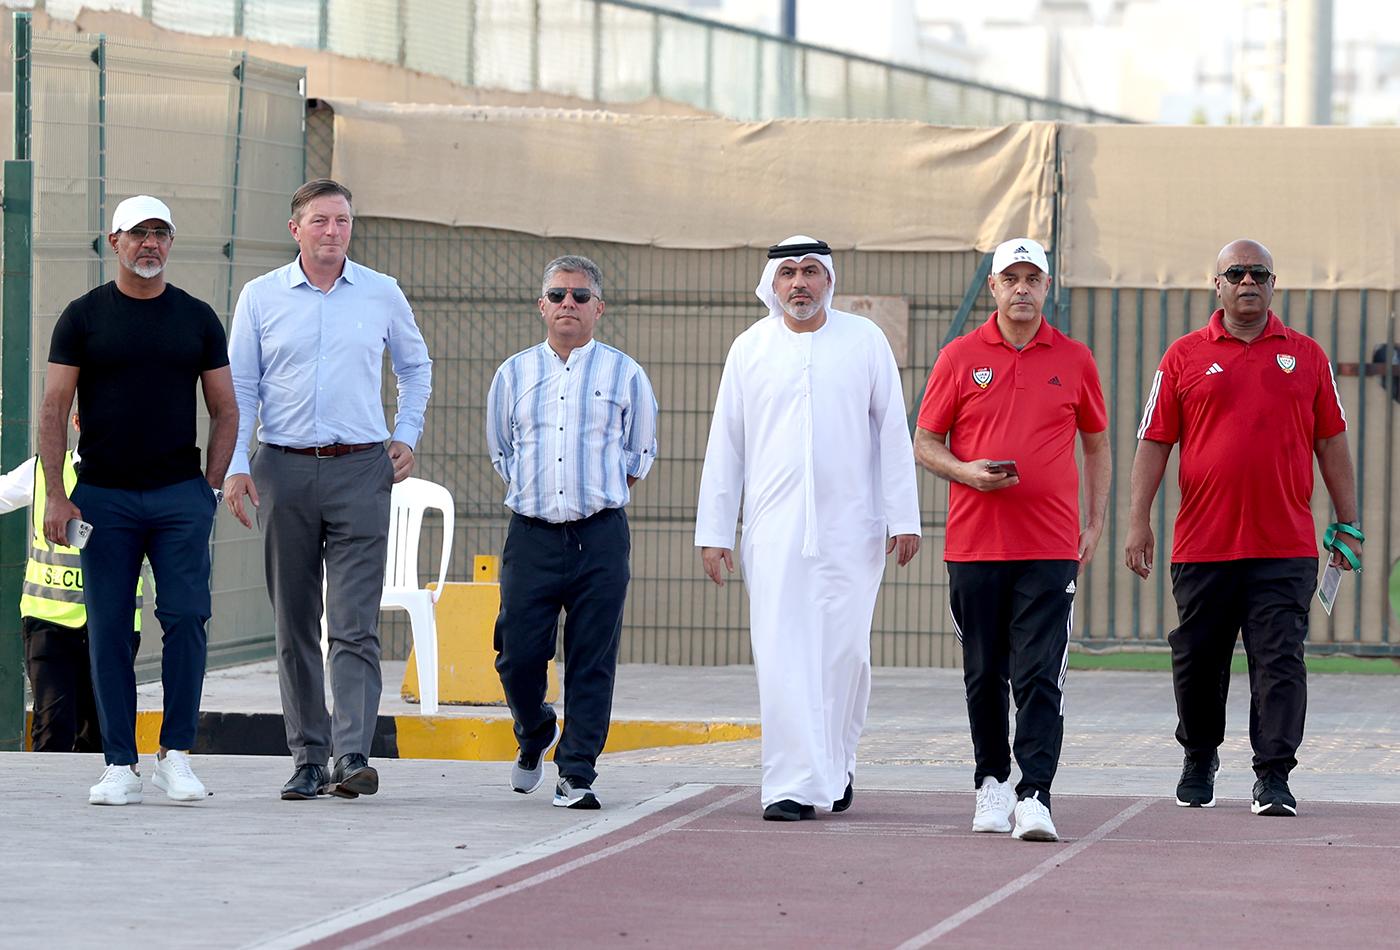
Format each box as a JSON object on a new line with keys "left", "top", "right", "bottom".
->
{"left": 696, "top": 236, "right": 922, "bottom": 822}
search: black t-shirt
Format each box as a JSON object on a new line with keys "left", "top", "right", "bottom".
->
{"left": 48, "top": 282, "right": 229, "bottom": 491}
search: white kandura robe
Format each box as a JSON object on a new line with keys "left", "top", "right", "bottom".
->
{"left": 695, "top": 309, "right": 922, "bottom": 809}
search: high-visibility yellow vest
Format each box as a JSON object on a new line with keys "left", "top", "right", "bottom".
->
{"left": 21, "top": 453, "right": 142, "bottom": 630}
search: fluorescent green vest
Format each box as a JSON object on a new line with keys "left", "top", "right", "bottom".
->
{"left": 21, "top": 453, "right": 141, "bottom": 630}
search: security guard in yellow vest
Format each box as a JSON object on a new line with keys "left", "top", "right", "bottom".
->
{"left": 0, "top": 414, "right": 141, "bottom": 751}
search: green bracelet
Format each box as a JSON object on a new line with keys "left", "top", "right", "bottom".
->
{"left": 1323, "top": 522, "right": 1364, "bottom": 572}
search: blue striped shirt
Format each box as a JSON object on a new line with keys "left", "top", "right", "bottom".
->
{"left": 487, "top": 339, "right": 658, "bottom": 522}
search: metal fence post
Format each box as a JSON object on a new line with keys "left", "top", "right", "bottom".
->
{"left": 14, "top": 12, "right": 30, "bottom": 162}
{"left": 226, "top": 53, "right": 247, "bottom": 317}
{"left": 91, "top": 36, "right": 108, "bottom": 285}
{"left": 0, "top": 159, "right": 33, "bottom": 751}
{"left": 0, "top": 11, "right": 33, "bottom": 750}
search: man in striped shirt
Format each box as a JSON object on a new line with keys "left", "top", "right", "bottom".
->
{"left": 1126, "top": 239, "right": 1361, "bottom": 818}
{"left": 487, "top": 255, "right": 658, "bottom": 810}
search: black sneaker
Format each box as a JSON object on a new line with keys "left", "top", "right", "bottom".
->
{"left": 832, "top": 782, "right": 854, "bottom": 813}
{"left": 1251, "top": 774, "right": 1298, "bottom": 816}
{"left": 553, "top": 776, "right": 601, "bottom": 809}
{"left": 1175, "top": 751, "right": 1219, "bottom": 807}
{"left": 762, "top": 799, "right": 817, "bottom": 821}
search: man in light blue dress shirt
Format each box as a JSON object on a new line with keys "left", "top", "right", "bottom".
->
{"left": 487, "top": 255, "right": 657, "bottom": 809}
{"left": 223, "top": 179, "right": 432, "bottom": 801}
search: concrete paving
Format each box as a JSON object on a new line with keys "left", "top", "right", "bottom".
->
{"left": 4, "top": 664, "right": 1398, "bottom": 950}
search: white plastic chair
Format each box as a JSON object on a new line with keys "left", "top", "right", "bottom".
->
{"left": 318, "top": 476, "right": 455, "bottom": 715}
{"left": 380, "top": 477, "right": 455, "bottom": 715}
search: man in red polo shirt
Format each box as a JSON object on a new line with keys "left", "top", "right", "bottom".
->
{"left": 915, "top": 238, "right": 1110, "bottom": 842}
{"left": 1126, "top": 238, "right": 1361, "bottom": 818}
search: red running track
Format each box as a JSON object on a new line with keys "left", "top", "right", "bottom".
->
{"left": 291, "top": 786, "right": 1400, "bottom": 950}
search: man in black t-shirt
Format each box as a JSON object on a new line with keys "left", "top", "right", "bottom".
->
{"left": 38, "top": 195, "right": 239, "bottom": 806}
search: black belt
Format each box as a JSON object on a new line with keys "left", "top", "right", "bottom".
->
{"left": 514, "top": 507, "right": 619, "bottom": 529}
{"left": 265, "top": 442, "right": 378, "bottom": 458}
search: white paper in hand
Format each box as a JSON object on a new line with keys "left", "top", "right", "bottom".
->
{"left": 1317, "top": 563, "right": 1342, "bottom": 616}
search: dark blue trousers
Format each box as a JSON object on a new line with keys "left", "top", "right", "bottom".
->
{"left": 494, "top": 507, "right": 630, "bottom": 786}
{"left": 72, "top": 477, "right": 216, "bottom": 766}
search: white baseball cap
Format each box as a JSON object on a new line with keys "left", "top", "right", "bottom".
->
{"left": 110, "top": 195, "right": 176, "bottom": 235}
{"left": 991, "top": 238, "right": 1048, "bottom": 275}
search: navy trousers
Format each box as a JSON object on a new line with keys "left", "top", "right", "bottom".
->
{"left": 72, "top": 477, "right": 216, "bottom": 766}
{"left": 494, "top": 507, "right": 631, "bottom": 786}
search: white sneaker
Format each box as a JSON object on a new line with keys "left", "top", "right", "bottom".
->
{"left": 1012, "top": 794, "right": 1059, "bottom": 841}
{"left": 153, "top": 750, "right": 207, "bottom": 802}
{"left": 972, "top": 776, "right": 1016, "bottom": 833}
{"left": 90, "top": 765, "right": 142, "bottom": 805}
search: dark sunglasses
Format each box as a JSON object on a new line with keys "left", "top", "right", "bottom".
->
{"left": 545, "top": 288, "right": 595, "bottom": 304}
{"left": 1218, "top": 265, "right": 1273, "bottom": 284}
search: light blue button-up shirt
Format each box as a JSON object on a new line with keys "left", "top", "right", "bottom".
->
{"left": 227, "top": 257, "right": 432, "bottom": 477}
{"left": 487, "top": 339, "right": 658, "bottom": 522}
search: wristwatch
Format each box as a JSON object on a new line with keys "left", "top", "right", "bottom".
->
{"left": 213, "top": 488, "right": 225, "bottom": 505}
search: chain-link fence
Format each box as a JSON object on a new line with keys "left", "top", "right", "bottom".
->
{"left": 9, "top": 21, "right": 305, "bottom": 677}
{"left": 1063, "top": 284, "right": 1400, "bottom": 658}
{"left": 18, "top": 0, "right": 1127, "bottom": 126}
{"left": 349, "top": 218, "right": 989, "bottom": 665}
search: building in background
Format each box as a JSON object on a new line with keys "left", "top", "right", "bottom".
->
{"left": 661, "top": 0, "right": 1400, "bottom": 125}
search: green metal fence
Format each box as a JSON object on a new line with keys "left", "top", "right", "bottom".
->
{"left": 1063, "top": 285, "right": 1399, "bottom": 658}
{"left": 28, "top": 0, "right": 1127, "bottom": 126}
{"left": 351, "top": 214, "right": 1400, "bottom": 665}
{"left": 2, "top": 18, "right": 305, "bottom": 702}
{"left": 351, "top": 217, "right": 990, "bottom": 666}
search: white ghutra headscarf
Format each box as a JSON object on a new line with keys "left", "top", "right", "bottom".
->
{"left": 753, "top": 235, "right": 837, "bottom": 557}
{"left": 754, "top": 235, "right": 836, "bottom": 321}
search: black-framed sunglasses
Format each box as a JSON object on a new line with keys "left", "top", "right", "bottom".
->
{"left": 125, "top": 226, "right": 173, "bottom": 242}
{"left": 1218, "top": 265, "right": 1273, "bottom": 284}
{"left": 544, "top": 288, "right": 595, "bottom": 304}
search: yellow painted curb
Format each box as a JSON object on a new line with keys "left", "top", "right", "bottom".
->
{"left": 124, "top": 709, "right": 759, "bottom": 760}
{"left": 396, "top": 717, "right": 762, "bottom": 761}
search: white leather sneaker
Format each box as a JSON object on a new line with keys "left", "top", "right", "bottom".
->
{"left": 1012, "top": 794, "right": 1059, "bottom": 841}
{"left": 153, "top": 750, "right": 207, "bottom": 802}
{"left": 972, "top": 776, "right": 1016, "bottom": 833}
{"left": 90, "top": 764, "right": 142, "bottom": 805}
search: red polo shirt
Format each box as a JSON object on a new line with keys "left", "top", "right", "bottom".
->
{"left": 918, "top": 314, "right": 1107, "bottom": 561}
{"left": 1138, "top": 310, "right": 1346, "bottom": 562}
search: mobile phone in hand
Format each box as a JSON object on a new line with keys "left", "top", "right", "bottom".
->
{"left": 65, "top": 518, "right": 93, "bottom": 549}
{"left": 986, "top": 460, "right": 1019, "bottom": 478}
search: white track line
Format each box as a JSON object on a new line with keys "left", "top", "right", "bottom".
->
{"left": 891, "top": 797, "right": 1155, "bottom": 949}
{"left": 242, "top": 783, "right": 731, "bottom": 950}
{"left": 333, "top": 788, "right": 750, "bottom": 950}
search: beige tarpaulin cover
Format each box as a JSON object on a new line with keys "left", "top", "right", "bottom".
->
{"left": 326, "top": 99, "right": 1056, "bottom": 252}
{"left": 1061, "top": 124, "right": 1400, "bottom": 290}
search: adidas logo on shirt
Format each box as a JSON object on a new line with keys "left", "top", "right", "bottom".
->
{"left": 1205, "top": 362, "right": 1224, "bottom": 375}
{"left": 1048, "top": 376, "right": 1062, "bottom": 386}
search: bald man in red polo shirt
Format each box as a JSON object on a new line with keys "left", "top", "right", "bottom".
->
{"left": 1127, "top": 239, "right": 1361, "bottom": 819}
{"left": 915, "top": 238, "right": 1111, "bottom": 843}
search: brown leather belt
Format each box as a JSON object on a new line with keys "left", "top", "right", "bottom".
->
{"left": 265, "top": 442, "right": 379, "bottom": 458}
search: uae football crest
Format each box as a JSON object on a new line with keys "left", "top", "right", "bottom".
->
{"left": 1276, "top": 354, "right": 1296, "bottom": 374}
{"left": 972, "top": 366, "right": 993, "bottom": 389}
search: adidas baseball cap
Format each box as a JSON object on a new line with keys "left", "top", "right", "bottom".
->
{"left": 110, "top": 195, "right": 176, "bottom": 235}
{"left": 991, "top": 238, "right": 1048, "bottom": 275}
